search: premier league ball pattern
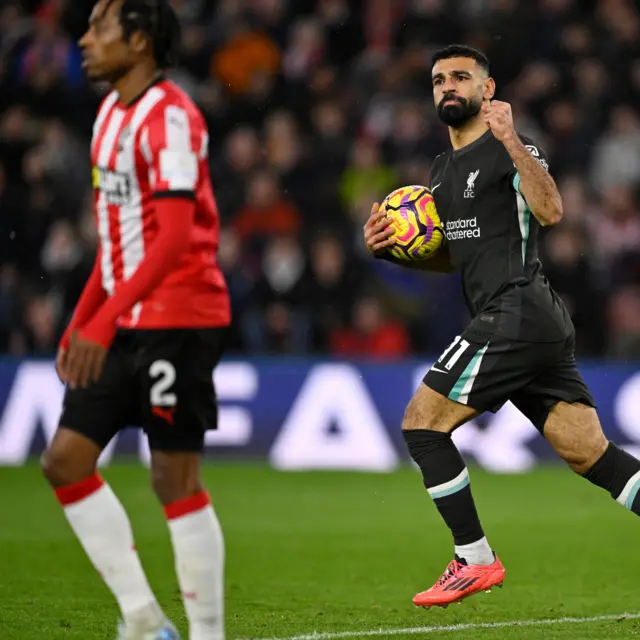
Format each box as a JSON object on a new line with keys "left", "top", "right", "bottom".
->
{"left": 382, "top": 185, "right": 445, "bottom": 261}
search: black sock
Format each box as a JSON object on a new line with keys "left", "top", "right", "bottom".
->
{"left": 403, "top": 429, "right": 485, "bottom": 545}
{"left": 583, "top": 442, "right": 640, "bottom": 513}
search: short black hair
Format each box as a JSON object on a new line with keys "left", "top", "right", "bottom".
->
{"left": 432, "top": 45, "right": 490, "bottom": 75}
{"left": 107, "top": 0, "right": 181, "bottom": 69}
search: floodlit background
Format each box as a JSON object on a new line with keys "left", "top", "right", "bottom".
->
{"left": 0, "top": 0, "right": 639, "bottom": 360}
{"left": 0, "top": 0, "right": 639, "bottom": 467}
{"left": 2, "top": 2, "right": 640, "bottom": 639}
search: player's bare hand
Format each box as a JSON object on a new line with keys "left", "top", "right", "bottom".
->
{"left": 66, "top": 331, "right": 107, "bottom": 390}
{"left": 364, "top": 202, "right": 395, "bottom": 255}
{"left": 483, "top": 100, "right": 516, "bottom": 143}
{"left": 55, "top": 345, "right": 69, "bottom": 383}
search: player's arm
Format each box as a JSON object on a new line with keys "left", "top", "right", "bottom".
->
{"left": 363, "top": 203, "right": 455, "bottom": 273}
{"left": 59, "top": 248, "right": 108, "bottom": 350}
{"left": 502, "top": 135, "right": 562, "bottom": 226}
{"left": 80, "top": 199, "right": 194, "bottom": 347}
{"left": 387, "top": 243, "right": 454, "bottom": 273}
{"left": 79, "top": 105, "right": 198, "bottom": 348}
{"left": 483, "top": 101, "right": 562, "bottom": 227}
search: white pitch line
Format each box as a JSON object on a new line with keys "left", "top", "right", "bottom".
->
{"left": 243, "top": 612, "right": 640, "bottom": 640}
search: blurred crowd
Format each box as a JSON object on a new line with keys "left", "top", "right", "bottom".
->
{"left": 0, "top": 0, "right": 639, "bottom": 360}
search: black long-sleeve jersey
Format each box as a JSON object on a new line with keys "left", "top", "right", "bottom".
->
{"left": 430, "top": 130, "right": 573, "bottom": 343}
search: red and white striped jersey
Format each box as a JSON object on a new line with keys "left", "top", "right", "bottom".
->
{"left": 90, "top": 78, "right": 230, "bottom": 329}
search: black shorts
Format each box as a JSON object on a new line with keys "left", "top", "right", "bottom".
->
{"left": 60, "top": 327, "right": 226, "bottom": 452}
{"left": 423, "top": 330, "right": 595, "bottom": 433}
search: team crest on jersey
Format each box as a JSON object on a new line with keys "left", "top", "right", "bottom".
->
{"left": 464, "top": 170, "right": 480, "bottom": 198}
{"left": 92, "top": 167, "right": 132, "bottom": 205}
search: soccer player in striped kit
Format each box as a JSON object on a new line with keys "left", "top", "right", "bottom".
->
{"left": 41, "top": 1, "right": 229, "bottom": 638}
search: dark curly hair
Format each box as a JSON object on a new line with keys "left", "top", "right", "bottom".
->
{"left": 106, "top": 0, "right": 181, "bottom": 69}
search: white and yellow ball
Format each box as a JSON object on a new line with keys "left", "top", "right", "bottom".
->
{"left": 381, "top": 185, "right": 444, "bottom": 261}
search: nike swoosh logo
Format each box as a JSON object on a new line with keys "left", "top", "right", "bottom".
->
{"left": 430, "top": 366, "right": 448, "bottom": 374}
{"left": 431, "top": 183, "right": 442, "bottom": 192}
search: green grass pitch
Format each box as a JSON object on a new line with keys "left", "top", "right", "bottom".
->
{"left": 1, "top": 463, "right": 640, "bottom": 639}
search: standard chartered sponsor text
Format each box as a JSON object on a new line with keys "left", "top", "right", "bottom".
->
{"left": 445, "top": 217, "right": 481, "bottom": 240}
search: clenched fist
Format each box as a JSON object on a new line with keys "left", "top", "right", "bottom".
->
{"left": 363, "top": 202, "right": 395, "bottom": 255}
{"left": 482, "top": 100, "right": 516, "bottom": 143}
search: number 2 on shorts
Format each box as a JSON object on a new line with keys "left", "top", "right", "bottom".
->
{"left": 149, "top": 359, "right": 177, "bottom": 406}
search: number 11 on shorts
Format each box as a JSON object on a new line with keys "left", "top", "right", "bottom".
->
{"left": 438, "top": 336, "right": 470, "bottom": 371}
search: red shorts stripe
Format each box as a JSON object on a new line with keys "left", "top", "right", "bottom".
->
{"left": 164, "top": 490, "right": 210, "bottom": 520}
{"left": 55, "top": 473, "right": 104, "bottom": 506}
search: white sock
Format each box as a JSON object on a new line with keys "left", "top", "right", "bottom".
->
{"left": 454, "top": 536, "right": 495, "bottom": 566}
{"left": 55, "top": 474, "right": 165, "bottom": 632}
{"left": 165, "top": 491, "right": 225, "bottom": 640}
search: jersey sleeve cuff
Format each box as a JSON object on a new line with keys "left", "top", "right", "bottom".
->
{"left": 153, "top": 190, "right": 196, "bottom": 201}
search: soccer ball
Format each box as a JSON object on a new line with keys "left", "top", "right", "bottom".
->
{"left": 381, "top": 185, "right": 444, "bottom": 261}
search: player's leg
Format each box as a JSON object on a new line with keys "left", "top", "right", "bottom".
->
{"left": 545, "top": 403, "right": 640, "bottom": 514}
{"left": 141, "top": 328, "right": 226, "bottom": 640}
{"left": 151, "top": 450, "right": 224, "bottom": 640}
{"left": 407, "top": 335, "right": 532, "bottom": 607}
{"left": 543, "top": 402, "right": 608, "bottom": 474}
{"left": 513, "top": 333, "right": 640, "bottom": 517}
{"left": 41, "top": 341, "right": 171, "bottom": 636}
{"left": 402, "top": 384, "right": 491, "bottom": 565}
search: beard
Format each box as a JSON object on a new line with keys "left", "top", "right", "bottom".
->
{"left": 437, "top": 94, "right": 482, "bottom": 128}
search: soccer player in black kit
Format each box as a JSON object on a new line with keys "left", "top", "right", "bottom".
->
{"left": 364, "top": 44, "right": 640, "bottom": 608}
